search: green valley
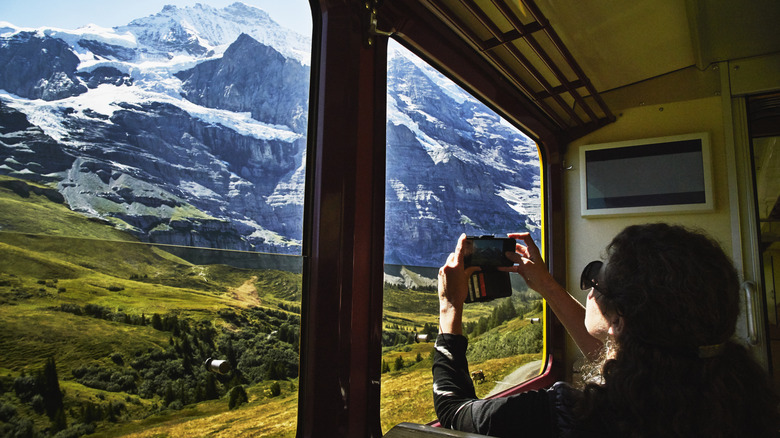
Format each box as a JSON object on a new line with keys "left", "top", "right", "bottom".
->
{"left": 0, "top": 176, "right": 543, "bottom": 437}
{"left": 0, "top": 177, "right": 303, "bottom": 437}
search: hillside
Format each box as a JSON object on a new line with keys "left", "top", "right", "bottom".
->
{"left": 0, "top": 176, "right": 304, "bottom": 437}
{"left": 0, "top": 173, "right": 544, "bottom": 437}
{"left": 379, "top": 299, "right": 544, "bottom": 432}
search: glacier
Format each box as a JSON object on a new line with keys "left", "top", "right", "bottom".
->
{"left": 0, "top": 2, "right": 540, "bottom": 267}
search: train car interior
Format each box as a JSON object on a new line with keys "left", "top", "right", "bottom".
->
{"left": 312, "top": 0, "right": 780, "bottom": 436}
{"left": 0, "top": 0, "right": 778, "bottom": 437}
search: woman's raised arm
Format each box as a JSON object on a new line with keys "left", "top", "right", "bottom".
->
{"left": 504, "top": 232, "right": 604, "bottom": 360}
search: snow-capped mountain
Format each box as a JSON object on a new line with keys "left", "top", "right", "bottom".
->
{"left": 114, "top": 3, "right": 311, "bottom": 64}
{"left": 384, "top": 43, "right": 540, "bottom": 265}
{"left": 0, "top": 3, "right": 539, "bottom": 267}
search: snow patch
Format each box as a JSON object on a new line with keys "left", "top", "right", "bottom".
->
{"left": 389, "top": 40, "right": 470, "bottom": 104}
{"left": 496, "top": 180, "right": 542, "bottom": 223}
{"left": 0, "top": 85, "right": 302, "bottom": 145}
{"left": 179, "top": 180, "right": 221, "bottom": 201}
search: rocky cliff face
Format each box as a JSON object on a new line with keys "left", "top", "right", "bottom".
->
{"left": 0, "top": 4, "right": 539, "bottom": 266}
{"left": 0, "top": 32, "right": 87, "bottom": 100}
{"left": 384, "top": 52, "right": 540, "bottom": 266}
{"left": 0, "top": 25, "right": 306, "bottom": 253}
{"left": 176, "top": 33, "right": 309, "bottom": 134}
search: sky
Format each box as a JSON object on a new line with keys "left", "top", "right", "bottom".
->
{"left": 0, "top": 0, "right": 312, "bottom": 35}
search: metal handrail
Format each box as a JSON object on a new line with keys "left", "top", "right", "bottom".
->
{"left": 742, "top": 281, "right": 759, "bottom": 346}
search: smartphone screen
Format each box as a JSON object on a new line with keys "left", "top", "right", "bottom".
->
{"left": 464, "top": 236, "right": 515, "bottom": 267}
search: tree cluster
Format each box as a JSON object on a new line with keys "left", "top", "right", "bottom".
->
{"left": 463, "top": 298, "right": 521, "bottom": 337}
{"left": 57, "top": 303, "right": 150, "bottom": 327}
{"left": 9, "top": 357, "right": 66, "bottom": 434}
{"left": 466, "top": 323, "right": 543, "bottom": 363}
{"left": 3, "top": 303, "right": 303, "bottom": 437}
{"left": 381, "top": 322, "right": 437, "bottom": 348}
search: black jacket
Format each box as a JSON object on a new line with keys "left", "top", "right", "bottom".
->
{"left": 433, "top": 334, "right": 604, "bottom": 438}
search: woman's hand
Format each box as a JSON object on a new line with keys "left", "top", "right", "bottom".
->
{"left": 503, "top": 232, "right": 605, "bottom": 358}
{"left": 438, "top": 234, "right": 479, "bottom": 334}
{"left": 501, "top": 232, "right": 557, "bottom": 296}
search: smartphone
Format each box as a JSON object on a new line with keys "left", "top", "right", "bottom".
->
{"left": 463, "top": 235, "right": 515, "bottom": 268}
{"left": 466, "top": 270, "right": 512, "bottom": 303}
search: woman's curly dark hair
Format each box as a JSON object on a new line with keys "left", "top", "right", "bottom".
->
{"left": 578, "top": 223, "right": 779, "bottom": 437}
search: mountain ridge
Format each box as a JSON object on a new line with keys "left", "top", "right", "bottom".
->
{"left": 0, "top": 3, "right": 540, "bottom": 267}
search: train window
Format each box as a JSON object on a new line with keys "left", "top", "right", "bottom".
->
{"left": 755, "top": 133, "right": 780, "bottom": 388}
{"left": 381, "top": 40, "right": 544, "bottom": 431}
{"left": 0, "top": 1, "right": 310, "bottom": 436}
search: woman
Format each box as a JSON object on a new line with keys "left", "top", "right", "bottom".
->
{"left": 434, "top": 223, "right": 778, "bottom": 437}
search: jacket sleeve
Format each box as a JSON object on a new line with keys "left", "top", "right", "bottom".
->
{"left": 432, "top": 333, "right": 554, "bottom": 438}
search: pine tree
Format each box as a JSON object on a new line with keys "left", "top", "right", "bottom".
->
{"left": 270, "top": 381, "right": 281, "bottom": 397}
{"left": 41, "top": 357, "right": 63, "bottom": 420}
{"left": 151, "top": 313, "right": 163, "bottom": 330}
{"left": 205, "top": 373, "right": 219, "bottom": 400}
{"left": 82, "top": 401, "right": 103, "bottom": 423}
{"left": 51, "top": 407, "right": 67, "bottom": 432}
{"left": 505, "top": 299, "right": 518, "bottom": 319}
{"left": 178, "top": 380, "right": 188, "bottom": 406}
{"left": 228, "top": 386, "right": 248, "bottom": 409}
{"left": 164, "top": 383, "right": 176, "bottom": 406}
{"left": 489, "top": 307, "right": 499, "bottom": 329}
{"left": 106, "top": 404, "right": 117, "bottom": 422}
{"left": 224, "top": 340, "right": 238, "bottom": 369}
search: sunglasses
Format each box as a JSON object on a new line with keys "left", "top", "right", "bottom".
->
{"left": 580, "top": 260, "right": 605, "bottom": 293}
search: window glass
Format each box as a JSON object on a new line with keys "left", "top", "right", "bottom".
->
{"left": 0, "top": 2, "right": 310, "bottom": 436}
{"left": 381, "top": 40, "right": 544, "bottom": 431}
{"left": 752, "top": 133, "right": 780, "bottom": 389}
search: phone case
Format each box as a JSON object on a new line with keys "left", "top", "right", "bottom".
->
{"left": 465, "top": 270, "right": 512, "bottom": 303}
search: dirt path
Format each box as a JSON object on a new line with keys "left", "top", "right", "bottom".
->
{"left": 232, "top": 276, "right": 260, "bottom": 307}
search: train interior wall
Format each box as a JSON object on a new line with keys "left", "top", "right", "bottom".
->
{"left": 560, "top": 53, "right": 780, "bottom": 378}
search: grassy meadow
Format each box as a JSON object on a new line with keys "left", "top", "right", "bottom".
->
{"left": 0, "top": 177, "right": 303, "bottom": 437}
{"left": 0, "top": 176, "right": 543, "bottom": 437}
{"left": 379, "top": 282, "right": 544, "bottom": 432}
{"left": 91, "top": 381, "right": 299, "bottom": 438}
